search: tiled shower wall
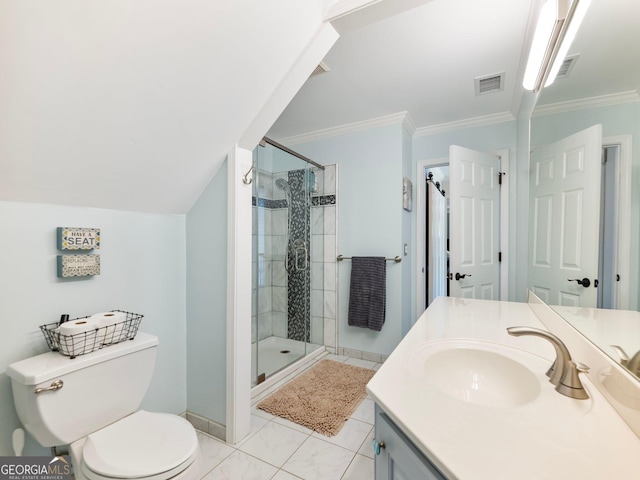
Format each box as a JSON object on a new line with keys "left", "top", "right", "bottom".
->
{"left": 251, "top": 164, "right": 338, "bottom": 352}
{"left": 311, "top": 164, "right": 337, "bottom": 352}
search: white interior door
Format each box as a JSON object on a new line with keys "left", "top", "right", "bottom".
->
{"left": 427, "top": 182, "right": 447, "bottom": 305}
{"left": 529, "top": 124, "right": 602, "bottom": 307}
{"left": 449, "top": 146, "right": 500, "bottom": 299}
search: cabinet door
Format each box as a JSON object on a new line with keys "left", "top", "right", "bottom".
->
{"left": 375, "top": 407, "right": 447, "bottom": 480}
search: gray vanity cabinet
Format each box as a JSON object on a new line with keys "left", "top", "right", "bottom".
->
{"left": 374, "top": 405, "right": 448, "bottom": 480}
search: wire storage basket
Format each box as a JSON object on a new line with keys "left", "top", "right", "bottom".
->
{"left": 40, "top": 310, "right": 143, "bottom": 359}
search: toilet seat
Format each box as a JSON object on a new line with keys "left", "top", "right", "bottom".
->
{"left": 80, "top": 411, "right": 199, "bottom": 480}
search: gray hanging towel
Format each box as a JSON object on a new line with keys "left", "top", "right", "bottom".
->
{"left": 348, "top": 256, "right": 386, "bottom": 331}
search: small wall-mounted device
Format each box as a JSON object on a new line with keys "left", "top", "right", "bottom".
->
{"left": 402, "top": 177, "right": 412, "bottom": 212}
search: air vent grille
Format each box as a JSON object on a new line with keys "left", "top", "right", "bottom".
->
{"left": 309, "top": 62, "right": 330, "bottom": 79}
{"left": 557, "top": 54, "right": 579, "bottom": 78}
{"left": 475, "top": 73, "right": 505, "bottom": 96}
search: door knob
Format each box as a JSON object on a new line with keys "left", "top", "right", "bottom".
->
{"left": 455, "top": 272, "right": 472, "bottom": 281}
{"left": 568, "top": 278, "right": 591, "bottom": 288}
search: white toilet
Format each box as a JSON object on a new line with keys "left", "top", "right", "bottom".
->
{"left": 7, "top": 332, "right": 202, "bottom": 480}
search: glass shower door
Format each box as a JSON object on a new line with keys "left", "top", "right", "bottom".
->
{"left": 251, "top": 143, "right": 314, "bottom": 387}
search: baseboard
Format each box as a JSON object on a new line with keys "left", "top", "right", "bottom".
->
{"left": 185, "top": 411, "right": 226, "bottom": 442}
{"left": 337, "top": 346, "right": 389, "bottom": 364}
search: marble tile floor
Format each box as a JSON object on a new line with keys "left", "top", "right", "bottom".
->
{"left": 196, "top": 353, "right": 382, "bottom": 480}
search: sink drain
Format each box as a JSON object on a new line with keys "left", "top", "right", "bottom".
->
{"left": 280, "top": 350, "right": 291, "bottom": 354}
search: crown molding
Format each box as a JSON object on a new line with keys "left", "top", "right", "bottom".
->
{"left": 402, "top": 112, "right": 416, "bottom": 137}
{"left": 272, "top": 91, "right": 639, "bottom": 147}
{"left": 532, "top": 90, "right": 640, "bottom": 117}
{"left": 275, "top": 111, "right": 414, "bottom": 146}
{"left": 413, "top": 111, "right": 516, "bottom": 137}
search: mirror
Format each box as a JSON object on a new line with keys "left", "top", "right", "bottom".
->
{"left": 528, "top": 0, "right": 640, "bottom": 377}
{"left": 550, "top": 304, "right": 640, "bottom": 380}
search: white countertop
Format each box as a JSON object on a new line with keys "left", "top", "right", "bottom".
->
{"left": 366, "top": 297, "right": 640, "bottom": 479}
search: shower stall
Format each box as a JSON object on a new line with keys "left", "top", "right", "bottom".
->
{"left": 251, "top": 138, "right": 325, "bottom": 387}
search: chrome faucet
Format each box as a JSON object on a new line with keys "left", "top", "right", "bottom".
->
{"left": 610, "top": 345, "right": 640, "bottom": 376}
{"left": 507, "top": 327, "right": 589, "bottom": 400}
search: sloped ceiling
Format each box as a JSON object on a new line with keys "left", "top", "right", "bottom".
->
{"left": 0, "top": 0, "right": 328, "bottom": 213}
{"left": 269, "top": 0, "right": 535, "bottom": 141}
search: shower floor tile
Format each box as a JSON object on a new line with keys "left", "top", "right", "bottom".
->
{"left": 251, "top": 336, "right": 323, "bottom": 382}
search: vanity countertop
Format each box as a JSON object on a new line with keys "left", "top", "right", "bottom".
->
{"left": 366, "top": 297, "right": 640, "bottom": 479}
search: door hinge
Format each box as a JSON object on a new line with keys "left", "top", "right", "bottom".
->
{"left": 498, "top": 251, "right": 502, "bottom": 262}
{"left": 498, "top": 172, "right": 505, "bottom": 185}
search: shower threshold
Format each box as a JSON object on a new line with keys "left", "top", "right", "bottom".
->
{"left": 251, "top": 336, "right": 324, "bottom": 398}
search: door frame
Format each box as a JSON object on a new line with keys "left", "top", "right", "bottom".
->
{"left": 415, "top": 149, "right": 510, "bottom": 315}
{"left": 416, "top": 157, "right": 448, "bottom": 314}
{"left": 603, "top": 134, "right": 632, "bottom": 309}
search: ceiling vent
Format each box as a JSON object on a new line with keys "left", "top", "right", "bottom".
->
{"left": 309, "top": 62, "right": 330, "bottom": 79}
{"left": 475, "top": 73, "right": 505, "bottom": 96}
{"left": 556, "top": 54, "right": 579, "bottom": 79}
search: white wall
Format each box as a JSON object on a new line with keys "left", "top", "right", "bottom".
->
{"left": 0, "top": 201, "right": 186, "bottom": 456}
{"left": 186, "top": 161, "right": 228, "bottom": 425}
{"left": 293, "top": 124, "right": 406, "bottom": 355}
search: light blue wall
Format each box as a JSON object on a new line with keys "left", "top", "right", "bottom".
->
{"left": 294, "top": 125, "right": 406, "bottom": 355}
{"left": 186, "top": 161, "right": 228, "bottom": 424}
{"left": 401, "top": 127, "right": 413, "bottom": 334}
{"left": 0, "top": 201, "right": 186, "bottom": 456}
{"left": 413, "top": 121, "right": 517, "bottom": 161}
{"left": 290, "top": 121, "right": 520, "bottom": 355}
{"left": 531, "top": 102, "right": 640, "bottom": 310}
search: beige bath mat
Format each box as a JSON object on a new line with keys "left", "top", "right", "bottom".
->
{"left": 257, "top": 359, "right": 376, "bottom": 437}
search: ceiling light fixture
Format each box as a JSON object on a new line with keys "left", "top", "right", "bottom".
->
{"left": 522, "top": 0, "right": 591, "bottom": 92}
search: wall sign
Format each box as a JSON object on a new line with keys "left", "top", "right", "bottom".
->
{"left": 57, "top": 227, "right": 100, "bottom": 250}
{"left": 56, "top": 227, "right": 100, "bottom": 278}
{"left": 57, "top": 254, "right": 101, "bottom": 278}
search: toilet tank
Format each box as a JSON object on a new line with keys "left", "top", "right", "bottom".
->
{"left": 7, "top": 332, "right": 159, "bottom": 446}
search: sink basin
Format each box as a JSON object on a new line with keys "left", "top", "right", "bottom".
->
{"left": 407, "top": 341, "right": 545, "bottom": 408}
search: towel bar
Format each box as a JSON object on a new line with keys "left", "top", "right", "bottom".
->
{"left": 337, "top": 255, "right": 402, "bottom": 263}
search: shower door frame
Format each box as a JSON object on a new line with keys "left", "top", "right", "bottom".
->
{"left": 251, "top": 138, "right": 325, "bottom": 387}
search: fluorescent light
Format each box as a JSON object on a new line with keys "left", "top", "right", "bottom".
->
{"left": 522, "top": 0, "right": 590, "bottom": 92}
{"left": 523, "top": 0, "right": 559, "bottom": 91}
{"left": 544, "top": 0, "right": 591, "bottom": 87}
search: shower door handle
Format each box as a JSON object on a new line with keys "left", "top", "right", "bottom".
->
{"left": 293, "top": 240, "right": 308, "bottom": 271}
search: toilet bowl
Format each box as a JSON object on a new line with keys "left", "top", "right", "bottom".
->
{"left": 7, "top": 332, "right": 201, "bottom": 480}
{"left": 71, "top": 411, "right": 202, "bottom": 480}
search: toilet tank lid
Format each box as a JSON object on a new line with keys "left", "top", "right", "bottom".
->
{"left": 7, "top": 332, "right": 159, "bottom": 386}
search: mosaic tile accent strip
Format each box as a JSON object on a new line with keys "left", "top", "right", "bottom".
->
{"left": 286, "top": 169, "right": 311, "bottom": 343}
{"left": 253, "top": 195, "right": 334, "bottom": 208}
{"left": 311, "top": 195, "right": 336, "bottom": 206}
{"left": 252, "top": 197, "right": 289, "bottom": 209}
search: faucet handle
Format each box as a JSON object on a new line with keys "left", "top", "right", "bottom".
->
{"left": 556, "top": 360, "right": 590, "bottom": 400}
{"left": 610, "top": 345, "right": 629, "bottom": 366}
{"left": 575, "top": 362, "right": 589, "bottom": 374}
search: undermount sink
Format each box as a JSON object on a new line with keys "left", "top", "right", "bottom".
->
{"left": 406, "top": 340, "right": 547, "bottom": 408}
